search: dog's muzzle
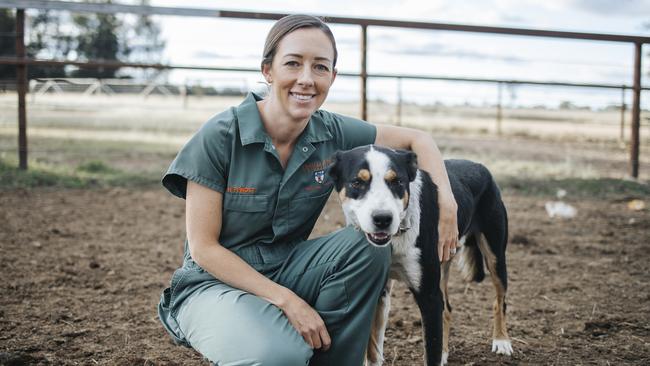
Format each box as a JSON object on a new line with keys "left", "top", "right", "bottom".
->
{"left": 365, "top": 232, "right": 392, "bottom": 246}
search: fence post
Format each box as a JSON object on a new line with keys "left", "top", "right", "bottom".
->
{"left": 396, "top": 77, "right": 402, "bottom": 126}
{"left": 496, "top": 82, "right": 503, "bottom": 135}
{"left": 360, "top": 24, "right": 367, "bottom": 121}
{"left": 16, "top": 9, "right": 27, "bottom": 170}
{"left": 630, "top": 42, "right": 642, "bottom": 178}
{"left": 620, "top": 86, "right": 626, "bottom": 142}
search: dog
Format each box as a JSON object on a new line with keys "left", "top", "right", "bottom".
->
{"left": 327, "top": 145, "right": 512, "bottom": 366}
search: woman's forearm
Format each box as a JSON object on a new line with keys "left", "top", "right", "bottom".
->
{"left": 410, "top": 135, "right": 453, "bottom": 195}
{"left": 191, "top": 241, "right": 293, "bottom": 307}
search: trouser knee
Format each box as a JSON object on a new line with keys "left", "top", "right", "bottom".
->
{"left": 347, "top": 230, "right": 392, "bottom": 282}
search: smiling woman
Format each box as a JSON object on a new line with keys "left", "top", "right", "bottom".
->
{"left": 157, "top": 13, "right": 458, "bottom": 366}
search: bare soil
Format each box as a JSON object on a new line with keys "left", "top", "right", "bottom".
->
{"left": 1, "top": 182, "right": 649, "bottom": 365}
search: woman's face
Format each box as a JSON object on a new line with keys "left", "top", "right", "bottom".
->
{"left": 262, "top": 27, "right": 337, "bottom": 123}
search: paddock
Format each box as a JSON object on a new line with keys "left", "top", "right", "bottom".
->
{"left": 1, "top": 93, "right": 649, "bottom": 365}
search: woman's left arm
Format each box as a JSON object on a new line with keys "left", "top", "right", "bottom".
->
{"left": 375, "top": 124, "right": 458, "bottom": 262}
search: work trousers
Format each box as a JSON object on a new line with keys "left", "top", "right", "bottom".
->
{"left": 171, "top": 227, "right": 392, "bottom": 366}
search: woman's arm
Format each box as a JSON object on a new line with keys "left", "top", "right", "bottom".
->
{"left": 375, "top": 125, "right": 458, "bottom": 262}
{"left": 186, "top": 180, "right": 331, "bottom": 350}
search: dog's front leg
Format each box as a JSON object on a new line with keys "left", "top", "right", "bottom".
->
{"left": 365, "top": 280, "right": 393, "bottom": 366}
{"left": 412, "top": 287, "right": 444, "bottom": 366}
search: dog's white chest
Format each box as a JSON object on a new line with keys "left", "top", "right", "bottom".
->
{"left": 388, "top": 173, "right": 423, "bottom": 291}
{"left": 389, "top": 242, "right": 422, "bottom": 291}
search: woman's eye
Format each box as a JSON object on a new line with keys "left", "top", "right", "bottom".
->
{"left": 285, "top": 61, "right": 299, "bottom": 67}
{"left": 315, "top": 64, "right": 329, "bottom": 72}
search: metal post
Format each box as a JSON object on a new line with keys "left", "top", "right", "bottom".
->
{"left": 620, "top": 86, "right": 626, "bottom": 142}
{"left": 396, "top": 77, "right": 402, "bottom": 126}
{"left": 630, "top": 43, "right": 642, "bottom": 178}
{"left": 496, "top": 82, "right": 503, "bottom": 135}
{"left": 360, "top": 24, "right": 367, "bottom": 121}
{"left": 16, "top": 9, "right": 27, "bottom": 170}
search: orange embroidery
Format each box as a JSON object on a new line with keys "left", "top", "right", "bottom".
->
{"left": 227, "top": 186, "right": 257, "bottom": 194}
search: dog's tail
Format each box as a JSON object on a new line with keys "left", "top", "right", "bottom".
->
{"left": 456, "top": 233, "right": 486, "bottom": 283}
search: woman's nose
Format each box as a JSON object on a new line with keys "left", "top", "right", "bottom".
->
{"left": 296, "top": 67, "right": 314, "bottom": 86}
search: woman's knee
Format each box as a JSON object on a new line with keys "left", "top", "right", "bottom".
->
{"left": 343, "top": 228, "right": 392, "bottom": 276}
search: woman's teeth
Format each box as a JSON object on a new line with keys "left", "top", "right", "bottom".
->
{"left": 291, "top": 93, "right": 313, "bottom": 100}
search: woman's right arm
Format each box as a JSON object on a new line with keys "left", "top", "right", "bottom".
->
{"left": 185, "top": 180, "right": 331, "bottom": 350}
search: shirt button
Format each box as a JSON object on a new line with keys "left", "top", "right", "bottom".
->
{"left": 302, "top": 147, "right": 308, "bottom": 152}
{"left": 271, "top": 145, "right": 276, "bottom": 150}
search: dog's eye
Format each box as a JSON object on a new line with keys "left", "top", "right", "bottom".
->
{"left": 350, "top": 180, "right": 362, "bottom": 189}
{"left": 389, "top": 179, "right": 403, "bottom": 187}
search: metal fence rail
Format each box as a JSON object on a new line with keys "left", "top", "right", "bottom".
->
{"left": 0, "top": 0, "right": 648, "bottom": 177}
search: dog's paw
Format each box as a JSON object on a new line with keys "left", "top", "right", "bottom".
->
{"left": 491, "top": 339, "right": 513, "bottom": 355}
{"left": 441, "top": 351, "right": 448, "bottom": 365}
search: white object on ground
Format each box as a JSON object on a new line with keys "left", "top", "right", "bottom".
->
{"left": 545, "top": 201, "right": 577, "bottom": 218}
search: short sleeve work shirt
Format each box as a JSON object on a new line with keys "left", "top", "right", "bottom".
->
{"left": 162, "top": 92, "right": 376, "bottom": 263}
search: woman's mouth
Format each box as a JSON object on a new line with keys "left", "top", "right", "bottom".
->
{"left": 290, "top": 92, "right": 315, "bottom": 101}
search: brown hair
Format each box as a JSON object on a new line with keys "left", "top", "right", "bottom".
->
{"left": 261, "top": 14, "right": 338, "bottom": 70}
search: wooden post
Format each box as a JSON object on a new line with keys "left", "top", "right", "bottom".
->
{"left": 16, "top": 9, "right": 27, "bottom": 170}
{"left": 396, "top": 77, "right": 402, "bottom": 126}
{"left": 620, "top": 86, "right": 626, "bottom": 142}
{"left": 496, "top": 82, "right": 503, "bottom": 135}
{"left": 360, "top": 24, "right": 367, "bottom": 121}
{"left": 630, "top": 43, "right": 642, "bottom": 178}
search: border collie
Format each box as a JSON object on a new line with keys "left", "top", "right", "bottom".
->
{"left": 328, "top": 145, "right": 512, "bottom": 366}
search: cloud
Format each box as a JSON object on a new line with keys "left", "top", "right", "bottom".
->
{"left": 571, "top": 0, "right": 650, "bottom": 16}
{"left": 374, "top": 39, "right": 525, "bottom": 63}
{"left": 192, "top": 51, "right": 257, "bottom": 60}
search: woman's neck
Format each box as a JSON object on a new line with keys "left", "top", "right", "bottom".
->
{"left": 256, "top": 98, "right": 309, "bottom": 147}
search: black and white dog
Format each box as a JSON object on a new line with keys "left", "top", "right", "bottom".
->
{"left": 328, "top": 145, "right": 512, "bottom": 366}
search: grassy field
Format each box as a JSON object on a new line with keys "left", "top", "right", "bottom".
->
{"left": 1, "top": 92, "right": 648, "bottom": 189}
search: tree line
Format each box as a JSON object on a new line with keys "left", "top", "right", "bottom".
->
{"left": 0, "top": 0, "right": 165, "bottom": 80}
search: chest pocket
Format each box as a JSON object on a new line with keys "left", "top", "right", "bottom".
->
{"left": 289, "top": 189, "right": 332, "bottom": 228}
{"left": 223, "top": 194, "right": 269, "bottom": 212}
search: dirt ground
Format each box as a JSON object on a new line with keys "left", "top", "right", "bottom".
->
{"left": 1, "top": 178, "right": 649, "bottom": 365}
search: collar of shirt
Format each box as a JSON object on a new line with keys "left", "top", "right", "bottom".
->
{"left": 236, "top": 92, "right": 333, "bottom": 147}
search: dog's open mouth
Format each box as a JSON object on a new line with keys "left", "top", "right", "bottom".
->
{"left": 366, "top": 232, "right": 392, "bottom": 246}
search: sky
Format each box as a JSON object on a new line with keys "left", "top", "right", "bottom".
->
{"left": 143, "top": 0, "right": 650, "bottom": 108}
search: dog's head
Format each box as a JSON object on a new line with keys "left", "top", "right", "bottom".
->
{"left": 328, "top": 145, "right": 418, "bottom": 247}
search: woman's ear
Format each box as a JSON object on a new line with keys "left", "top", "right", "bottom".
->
{"left": 330, "top": 68, "right": 337, "bottom": 86}
{"left": 261, "top": 63, "right": 272, "bottom": 84}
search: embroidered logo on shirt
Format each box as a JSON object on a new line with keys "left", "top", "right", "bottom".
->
{"left": 314, "top": 170, "right": 325, "bottom": 184}
{"left": 226, "top": 186, "right": 257, "bottom": 194}
{"left": 302, "top": 159, "right": 333, "bottom": 173}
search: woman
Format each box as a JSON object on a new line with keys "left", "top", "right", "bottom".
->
{"left": 158, "top": 14, "right": 458, "bottom": 366}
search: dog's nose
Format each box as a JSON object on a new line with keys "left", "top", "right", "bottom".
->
{"left": 372, "top": 211, "right": 393, "bottom": 230}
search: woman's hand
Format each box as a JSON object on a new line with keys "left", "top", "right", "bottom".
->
{"left": 277, "top": 290, "right": 331, "bottom": 351}
{"left": 438, "top": 190, "right": 459, "bottom": 262}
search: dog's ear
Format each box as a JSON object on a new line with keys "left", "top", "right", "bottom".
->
{"left": 327, "top": 151, "right": 343, "bottom": 191}
{"left": 404, "top": 151, "right": 418, "bottom": 182}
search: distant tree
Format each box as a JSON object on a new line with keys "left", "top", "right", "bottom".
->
{"left": 25, "top": 10, "right": 70, "bottom": 78}
{"left": 0, "top": 9, "right": 69, "bottom": 80}
{"left": 70, "top": 0, "right": 166, "bottom": 79}
{"left": 1, "top": 1, "right": 166, "bottom": 80}
{"left": 120, "top": 0, "right": 166, "bottom": 80}
{"left": 70, "top": 10, "right": 126, "bottom": 78}
{"left": 0, "top": 9, "right": 16, "bottom": 80}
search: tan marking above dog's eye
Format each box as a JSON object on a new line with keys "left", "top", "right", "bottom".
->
{"left": 384, "top": 170, "right": 397, "bottom": 182}
{"left": 358, "top": 169, "right": 371, "bottom": 182}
